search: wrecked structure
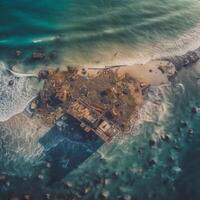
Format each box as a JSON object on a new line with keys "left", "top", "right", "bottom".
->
{"left": 30, "top": 66, "right": 144, "bottom": 143}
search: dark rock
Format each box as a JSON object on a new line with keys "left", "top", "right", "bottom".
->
{"left": 8, "top": 80, "right": 14, "bottom": 86}
{"left": 191, "top": 106, "right": 198, "bottom": 114}
{"left": 38, "top": 70, "right": 49, "bottom": 80}
{"left": 173, "top": 145, "right": 180, "bottom": 151}
{"left": 149, "top": 139, "right": 156, "bottom": 146}
{"left": 179, "top": 120, "right": 187, "bottom": 128}
{"left": 161, "top": 134, "right": 171, "bottom": 142}
{"left": 148, "top": 159, "right": 156, "bottom": 166}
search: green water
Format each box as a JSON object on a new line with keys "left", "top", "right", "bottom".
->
{"left": 1, "top": 1, "right": 200, "bottom": 199}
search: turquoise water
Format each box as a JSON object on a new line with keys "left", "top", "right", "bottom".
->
{"left": 1, "top": 1, "right": 200, "bottom": 199}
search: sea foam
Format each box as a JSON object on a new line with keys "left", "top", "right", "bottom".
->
{"left": 0, "top": 62, "right": 41, "bottom": 122}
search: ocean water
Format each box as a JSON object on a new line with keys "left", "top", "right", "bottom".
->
{"left": 1, "top": 0, "right": 200, "bottom": 199}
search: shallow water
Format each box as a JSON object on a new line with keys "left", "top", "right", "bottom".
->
{"left": 1, "top": 1, "right": 200, "bottom": 199}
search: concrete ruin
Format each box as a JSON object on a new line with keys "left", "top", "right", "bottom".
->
{"left": 30, "top": 66, "right": 144, "bottom": 143}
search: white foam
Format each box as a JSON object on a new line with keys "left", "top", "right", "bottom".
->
{"left": 0, "top": 63, "right": 41, "bottom": 122}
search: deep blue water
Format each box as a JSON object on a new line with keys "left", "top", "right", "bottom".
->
{"left": 1, "top": 1, "right": 200, "bottom": 200}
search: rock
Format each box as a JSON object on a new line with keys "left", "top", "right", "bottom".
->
{"left": 44, "top": 193, "right": 51, "bottom": 200}
{"left": 168, "top": 156, "right": 175, "bottom": 163}
{"left": 104, "top": 178, "right": 111, "bottom": 185}
{"left": 149, "top": 139, "right": 156, "bottom": 146}
{"left": 46, "top": 162, "right": 51, "bottom": 168}
{"left": 101, "top": 190, "right": 110, "bottom": 199}
{"left": 32, "top": 52, "right": 46, "bottom": 60}
{"left": 30, "top": 101, "right": 37, "bottom": 110}
{"left": 179, "top": 120, "right": 187, "bottom": 128}
{"left": 122, "top": 195, "right": 132, "bottom": 200}
{"left": 38, "top": 174, "right": 44, "bottom": 180}
{"left": 0, "top": 175, "right": 6, "bottom": 181}
{"left": 161, "top": 134, "right": 171, "bottom": 142}
{"left": 148, "top": 159, "right": 157, "bottom": 166}
{"left": 8, "top": 80, "right": 14, "bottom": 86}
{"left": 188, "top": 128, "right": 194, "bottom": 136}
{"left": 191, "top": 107, "right": 198, "bottom": 114}
{"left": 38, "top": 70, "right": 49, "bottom": 80}
{"left": 173, "top": 145, "right": 180, "bottom": 151}
{"left": 16, "top": 50, "right": 22, "bottom": 57}
{"left": 5, "top": 181, "right": 10, "bottom": 187}
{"left": 23, "top": 194, "right": 30, "bottom": 200}
{"left": 64, "top": 181, "right": 73, "bottom": 188}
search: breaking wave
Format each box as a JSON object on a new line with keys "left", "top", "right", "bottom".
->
{"left": 0, "top": 62, "right": 41, "bottom": 122}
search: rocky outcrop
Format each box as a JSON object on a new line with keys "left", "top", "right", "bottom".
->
{"left": 163, "top": 47, "right": 200, "bottom": 71}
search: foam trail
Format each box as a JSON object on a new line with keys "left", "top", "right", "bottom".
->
{"left": 0, "top": 113, "right": 49, "bottom": 176}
